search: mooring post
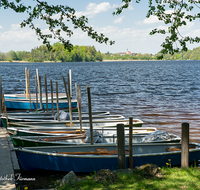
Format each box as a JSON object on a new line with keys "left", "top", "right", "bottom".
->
{"left": 39, "top": 76, "right": 43, "bottom": 109}
{"left": 45, "top": 74, "right": 48, "bottom": 112}
{"left": 117, "top": 123, "right": 126, "bottom": 169}
{"left": 35, "top": 75, "right": 38, "bottom": 110}
{"left": 0, "top": 76, "right": 2, "bottom": 114}
{"left": 181, "top": 122, "right": 189, "bottom": 168}
{"left": 28, "top": 70, "right": 31, "bottom": 110}
{"left": 50, "top": 79, "right": 54, "bottom": 116}
{"left": 25, "top": 67, "right": 28, "bottom": 99}
{"left": 129, "top": 117, "right": 133, "bottom": 169}
{"left": 67, "top": 74, "right": 73, "bottom": 126}
{"left": 75, "top": 83, "right": 82, "bottom": 133}
{"left": 56, "top": 81, "right": 59, "bottom": 121}
{"left": 87, "top": 87, "right": 93, "bottom": 145}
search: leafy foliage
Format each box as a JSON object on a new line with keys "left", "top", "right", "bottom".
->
{"left": 113, "top": 1, "right": 200, "bottom": 55}
{"left": 0, "top": 0, "right": 114, "bottom": 51}
{"left": 1, "top": 1, "right": 200, "bottom": 54}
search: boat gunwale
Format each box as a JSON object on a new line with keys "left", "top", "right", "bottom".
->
{"left": 14, "top": 142, "right": 200, "bottom": 158}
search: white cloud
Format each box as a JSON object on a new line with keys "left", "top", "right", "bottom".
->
{"left": 114, "top": 16, "right": 125, "bottom": 24}
{"left": 76, "top": 2, "right": 112, "bottom": 18}
{"left": 143, "top": 15, "right": 162, "bottom": 24}
{"left": 11, "top": 24, "right": 21, "bottom": 30}
{"left": 0, "top": 25, "right": 3, "bottom": 29}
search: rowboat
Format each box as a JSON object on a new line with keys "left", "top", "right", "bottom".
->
{"left": 0, "top": 114, "right": 125, "bottom": 128}
{"left": 4, "top": 98, "right": 77, "bottom": 110}
{"left": 7, "top": 126, "right": 153, "bottom": 136}
{"left": 15, "top": 142, "right": 200, "bottom": 172}
{"left": 4, "top": 93, "right": 67, "bottom": 100}
{"left": 11, "top": 131, "right": 181, "bottom": 147}
{"left": 6, "top": 118, "right": 143, "bottom": 129}
{"left": 2, "top": 110, "right": 110, "bottom": 117}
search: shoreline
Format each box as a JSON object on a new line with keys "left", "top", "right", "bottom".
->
{"left": 0, "top": 59, "right": 156, "bottom": 63}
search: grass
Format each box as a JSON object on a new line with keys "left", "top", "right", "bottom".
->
{"left": 58, "top": 166, "right": 200, "bottom": 190}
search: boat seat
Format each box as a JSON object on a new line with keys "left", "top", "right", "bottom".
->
{"left": 166, "top": 147, "right": 195, "bottom": 152}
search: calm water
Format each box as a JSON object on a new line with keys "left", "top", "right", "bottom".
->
{"left": 1, "top": 60, "right": 200, "bottom": 142}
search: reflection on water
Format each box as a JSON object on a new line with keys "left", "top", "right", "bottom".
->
{"left": 1, "top": 60, "right": 200, "bottom": 142}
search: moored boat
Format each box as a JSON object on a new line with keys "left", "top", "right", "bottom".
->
{"left": 0, "top": 114, "right": 125, "bottom": 128}
{"left": 5, "top": 118, "right": 143, "bottom": 129}
{"left": 4, "top": 98, "right": 77, "bottom": 110}
{"left": 14, "top": 142, "right": 200, "bottom": 172}
{"left": 11, "top": 131, "right": 181, "bottom": 147}
{"left": 7, "top": 126, "right": 154, "bottom": 136}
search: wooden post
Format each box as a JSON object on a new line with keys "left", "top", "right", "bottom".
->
{"left": 28, "top": 70, "right": 31, "bottom": 110}
{"left": 2, "top": 94, "right": 4, "bottom": 114}
{"left": 62, "top": 76, "right": 72, "bottom": 126}
{"left": 67, "top": 74, "right": 73, "bottom": 126}
{"left": 25, "top": 67, "right": 28, "bottom": 99}
{"left": 39, "top": 76, "right": 43, "bottom": 109}
{"left": 181, "top": 123, "right": 189, "bottom": 168}
{"left": 50, "top": 79, "right": 54, "bottom": 116}
{"left": 75, "top": 83, "right": 82, "bottom": 133}
{"left": 129, "top": 117, "right": 133, "bottom": 169}
{"left": 69, "top": 69, "right": 72, "bottom": 97}
{"left": 78, "top": 85, "right": 82, "bottom": 133}
{"left": 36, "top": 69, "right": 42, "bottom": 109}
{"left": 4, "top": 106, "right": 9, "bottom": 127}
{"left": 56, "top": 81, "right": 59, "bottom": 121}
{"left": 45, "top": 74, "right": 48, "bottom": 112}
{"left": 0, "top": 76, "right": 2, "bottom": 114}
{"left": 35, "top": 75, "right": 38, "bottom": 110}
{"left": 117, "top": 124, "right": 126, "bottom": 169}
{"left": 87, "top": 87, "right": 93, "bottom": 145}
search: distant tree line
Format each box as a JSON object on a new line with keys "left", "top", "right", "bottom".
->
{"left": 102, "top": 52, "right": 155, "bottom": 60}
{"left": 155, "top": 47, "right": 200, "bottom": 60}
{"left": 1, "top": 44, "right": 200, "bottom": 62}
{"left": 0, "top": 43, "right": 103, "bottom": 62}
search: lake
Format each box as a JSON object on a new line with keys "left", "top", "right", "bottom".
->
{"left": 1, "top": 60, "right": 200, "bottom": 142}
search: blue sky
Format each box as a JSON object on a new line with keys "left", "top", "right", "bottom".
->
{"left": 0, "top": 1, "right": 200, "bottom": 54}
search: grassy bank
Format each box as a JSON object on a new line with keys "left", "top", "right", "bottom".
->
{"left": 58, "top": 166, "right": 200, "bottom": 190}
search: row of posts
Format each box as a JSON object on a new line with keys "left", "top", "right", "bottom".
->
{"left": 117, "top": 122, "right": 190, "bottom": 169}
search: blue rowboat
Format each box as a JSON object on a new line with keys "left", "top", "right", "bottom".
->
{"left": 15, "top": 142, "right": 200, "bottom": 172}
{"left": 4, "top": 98, "right": 77, "bottom": 110}
{"left": 4, "top": 93, "right": 67, "bottom": 100}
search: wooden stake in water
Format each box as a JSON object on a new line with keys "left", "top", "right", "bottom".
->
{"left": 75, "top": 83, "right": 82, "bottom": 133}
{"left": 25, "top": 67, "right": 28, "bottom": 99}
{"left": 35, "top": 75, "right": 38, "bottom": 110}
{"left": 50, "top": 79, "right": 54, "bottom": 116}
{"left": 87, "top": 87, "right": 93, "bottom": 145}
{"left": 45, "top": 74, "right": 48, "bottom": 112}
{"left": 36, "top": 69, "right": 42, "bottom": 109}
{"left": 28, "top": 70, "right": 31, "bottom": 110}
{"left": 129, "top": 117, "right": 133, "bottom": 169}
{"left": 39, "top": 76, "right": 43, "bottom": 109}
{"left": 62, "top": 76, "right": 72, "bottom": 126}
{"left": 181, "top": 123, "right": 189, "bottom": 168}
{"left": 117, "top": 123, "right": 126, "bottom": 169}
{"left": 67, "top": 74, "right": 73, "bottom": 126}
{"left": 4, "top": 106, "right": 9, "bottom": 127}
{"left": 2, "top": 94, "right": 4, "bottom": 114}
{"left": 69, "top": 69, "right": 72, "bottom": 97}
{"left": 0, "top": 76, "right": 2, "bottom": 114}
{"left": 56, "top": 81, "right": 59, "bottom": 121}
